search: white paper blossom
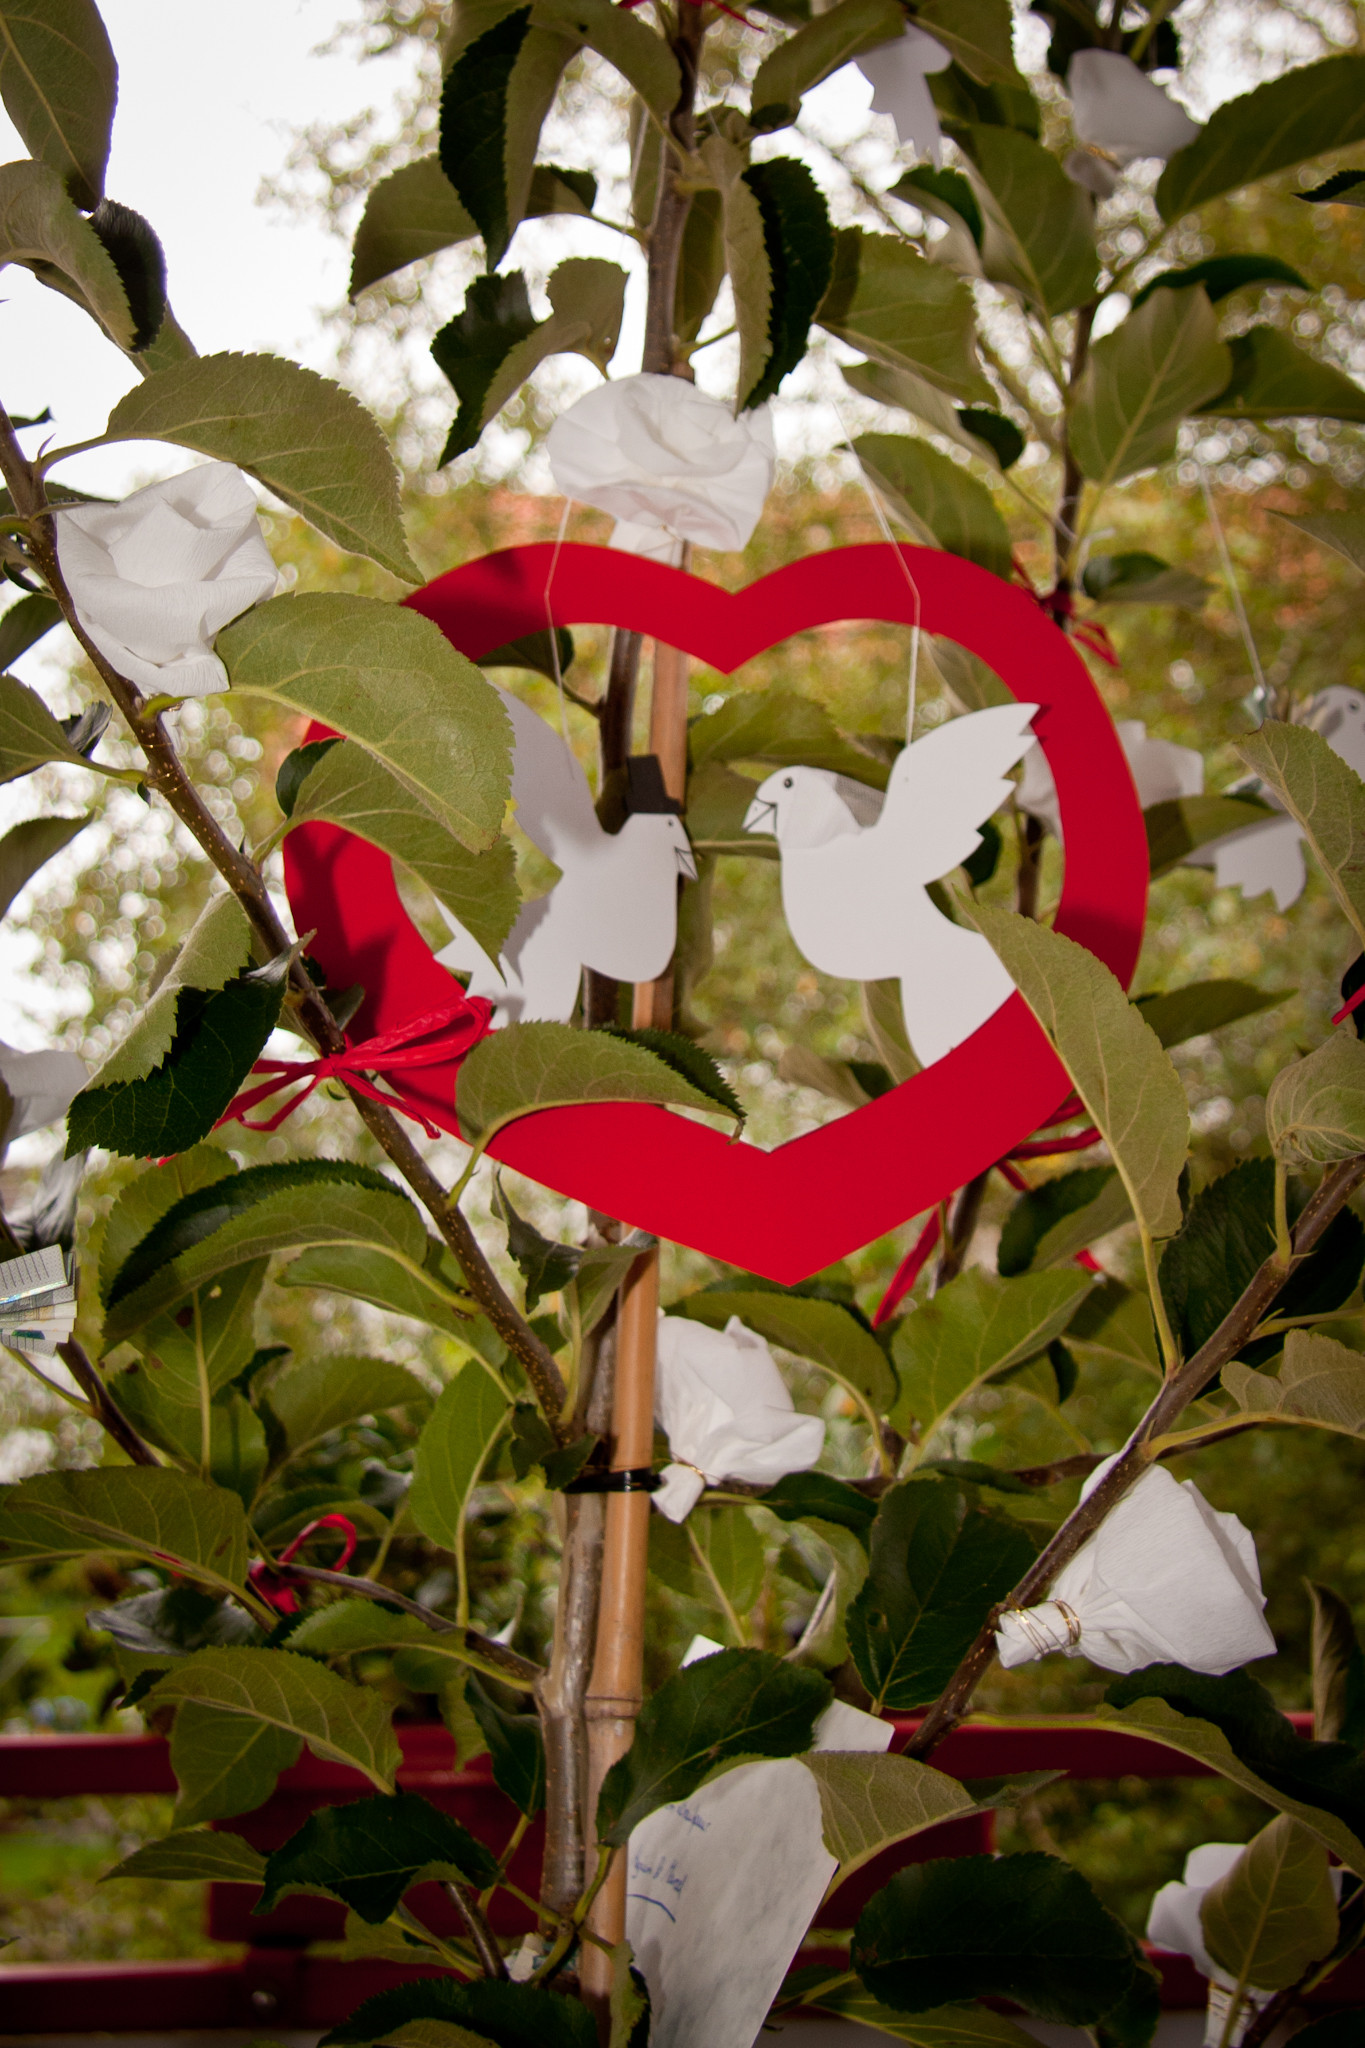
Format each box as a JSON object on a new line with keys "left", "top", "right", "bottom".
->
{"left": 546, "top": 374, "right": 775, "bottom": 560}
{"left": 995, "top": 1460, "right": 1275, "bottom": 1676}
{"left": 55, "top": 462, "right": 278, "bottom": 700}
{"left": 856, "top": 25, "right": 952, "bottom": 168}
{"left": 651, "top": 1313, "right": 825, "bottom": 1521}
{"left": 1067, "top": 50, "right": 1201, "bottom": 165}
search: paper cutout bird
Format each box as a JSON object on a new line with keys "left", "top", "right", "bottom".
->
{"left": 436, "top": 688, "right": 696, "bottom": 1023}
{"left": 743, "top": 703, "right": 1038, "bottom": 1067}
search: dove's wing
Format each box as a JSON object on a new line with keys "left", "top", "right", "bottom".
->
{"left": 502, "top": 689, "right": 601, "bottom": 866}
{"left": 880, "top": 702, "right": 1039, "bottom": 879}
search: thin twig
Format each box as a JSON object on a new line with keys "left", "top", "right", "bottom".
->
{"left": 57, "top": 1338, "right": 159, "bottom": 1466}
{"left": 444, "top": 1879, "right": 508, "bottom": 1979}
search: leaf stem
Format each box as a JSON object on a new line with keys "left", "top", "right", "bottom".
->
{"left": 281, "top": 1561, "right": 543, "bottom": 1688}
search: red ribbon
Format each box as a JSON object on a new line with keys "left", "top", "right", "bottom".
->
{"left": 249, "top": 1514, "right": 358, "bottom": 1616}
{"left": 216, "top": 997, "right": 492, "bottom": 1141}
{"left": 873, "top": 1208, "right": 942, "bottom": 1327}
{"left": 1333, "top": 982, "right": 1365, "bottom": 1027}
{"left": 1018, "top": 571, "right": 1121, "bottom": 670}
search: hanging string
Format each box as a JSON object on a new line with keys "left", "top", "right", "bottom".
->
{"left": 832, "top": 397, "right": 923, "bottom": 743}
{"left": 1199, "top": 461, "right": 1267, "bottom": 701}
{"left": 544, "top": 495, "right": 574, "bottom": 741}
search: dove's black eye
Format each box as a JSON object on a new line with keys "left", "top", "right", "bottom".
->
{"left": 782, "top": 776, "right": 793, "bottom": 788}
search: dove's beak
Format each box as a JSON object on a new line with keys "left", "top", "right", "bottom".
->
{"left": 743, "top": 797, "right": 776, "bottom": 836}
{"left": 676, "top": 842, "right": 698, "bottom": 882}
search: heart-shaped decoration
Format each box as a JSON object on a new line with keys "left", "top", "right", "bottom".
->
{"left": 285, "top": 542, "right": 1146, "bottom": 1283}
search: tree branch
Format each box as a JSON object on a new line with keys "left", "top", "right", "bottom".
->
{"left": 57, "top": 1338, "right": 159, "bottom": 1467}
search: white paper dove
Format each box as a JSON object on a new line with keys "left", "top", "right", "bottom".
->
{"left": 1017, "top": 718, "right": 1203, "bottom": 840}
{"left": 436, "top": 693, "right": 696, "bottom": 1022}
{"left": 995, "top": 1460, "right": 1275, "bottom": 1676}
{"left": 545, "top": 375, "right": 776, "bottom": 562}
{"left": 744, "top": 703, "right": 1037, "bottom": 1067}
{"left": 1067, "top": 50, "right": 1201, "bottom": 164}
{"left": 0, "top": 1043, "right": 87, "bottom": 1152}
{"left": 626, "top": 1633, "right": 892, "bottom": 2048}
{"left": 856, "top": 24, "right": 952, "bottom": 167}
{"left": 652, "top": 1313, "right": 825, "bottom": 1522}
{"left": 54, "top": 464, "right": 278, "bottom": 700}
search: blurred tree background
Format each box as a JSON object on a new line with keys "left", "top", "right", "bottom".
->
{"left": 6, "top": 0, "right": 1365, "bottom": 1964}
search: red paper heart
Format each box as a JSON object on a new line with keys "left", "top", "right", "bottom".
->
{"left": 285, "top": 543, "right": 1146, "bottom": 1283}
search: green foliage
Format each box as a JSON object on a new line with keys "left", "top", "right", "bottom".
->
{"left": 750, "top": 0, "right": 902, "bottom": 129}
{"left": 103, "top": 1828, "right": 266, "bottom": 1886}
{"left": 408, "top": 1366, "right": 512, "bottom": 1593}
{"left": 1157, "top": 53, "right": 1365, "bottom": 222}
{"left": 689, "top": 685, "right": 887, "bottom": 788}
{"left": 0, "top": 589, "right": 61, "bottom": 666}
{"left": 1208, "top": 325, "right": 1365, "bottom": 423}
{"left": 466, "top": 1677, "right": 545, "bottom": 1816}
{"left": 595, "top": 1646, "right": 830, "bottom": 1844}
{"left": 890, "top": 1266, "right": 1091, "bottom": 1436}
{"left": 962, "top": 125, "right": 1096, "bottom": 317}
{"left": 1134, "top": 980, "right": 1284, "bottom": 1047}
{"left": 1130, "top": 255, "right": 1310, "bottom": 310}
{"left": 0, "top": 157, "right": 133, "bottom": 347}
{"left": 0, "top": 0, "right": 116, "bottom": 211}
{"left": 1144, "top": 793, "right": 1276, "bottom": 877}
{"left": 852, "top": 1852, "right": 1147, "bottom": 2027}
{"left": 1082, "top": 552, "right": 1210, "bottom": 607}
{"left": 1199, "top": 1814, "right": 1338, "bottom": 1990}
{"left": 1239, "top": 721, "right": 1365, "bottom": 946}
{"left": 762, "top": 1470, "right": 878, "bottom": 1542}
{"left": 322, "top": 1977, "right": 598, "bottom": 2048}
{"left": 1223, "top": 1329, "right": 1365, "bottom": 1440}
{"left": 259, "top": 1790, "right": 498, "bottom": 1920}
{"left": 266, "top": 1354, "right": 429, "bottom": 1460}
{"left": 1267, "top": 1034, "right": 1365, "bottom": 1168}
{"left": 1308, "top": 1582, "right": 1365, "bottom": 1749}
{"left": 853, "top": 433, "right": 1012, "bottom": 579}
{"left": 733, "top": 158, "right": 833, "bottom": 411}
{"left": 218, "top": 591, "right": 512, "bottom": 853}
{"left": 798, "top": 1988, "right": 1040, "bottom": 2046}
{"left": 846, "top": 1478, "right": 1036, "bottom": 1712}
{"left": 170, "top": 1701, "right": 301, "bottom": 1826}
{"left": 1070, "top": 289, "right": 1231, "bottom": 490}
{"left": 348, "top": 157, "right": 598, "bottom": 298}
{"left": 0, "top": 809, "right": 86, "bottom": 919}
{"left": 0, "top": 666, "right": 115, "bottom": 783}
{"left": 803, "top": 1749, "right": 979, "bottom": 1880}
{"left": 997, "top": 1166, "right": 1125, "bottom": 1275}
{"left": 0, "top": 1466, "right": 248, "bottom": 1595}
{"left": 145, "top": 1646, "right": 402, "bottom": 1792}
{"left": 818, "top": 229, "right": 992, "bottom": 403}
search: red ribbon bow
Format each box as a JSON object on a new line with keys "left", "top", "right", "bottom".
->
{"left": 217, "top": 997, "right": 492, "bottom": 1141}
{"left": 248, "top": 1514, "right": 358, "bottom": 1616}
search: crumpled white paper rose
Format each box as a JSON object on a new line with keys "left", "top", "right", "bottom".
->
{"left": 651, "top": 1312, "right": 825, "bottom": 1521}
{"left": 856, "top": 24, "right": 951, "bottom": 168}
{"left": 1067, "top": 50, "right": 1201, "bottom": 165}
{"left": 545, "top": 374, "right": 776, "bottom": 562}
{"left": 55, "top": 462, "right": 279, "bottom": 700}
{"left": 995, "top": 1459, "right": 1275, "bottom": 1676}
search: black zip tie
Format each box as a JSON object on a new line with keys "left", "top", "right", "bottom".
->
{"left": 562, "top": 1466, "right": 661, "bottom": 1495}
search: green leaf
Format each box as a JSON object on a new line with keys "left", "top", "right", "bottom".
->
{"left": 170, "top": 1700, "right": 301, "bottom": 1826}
{"left": 890, "top": 1268, "right": 1090, "bottom": 1438}
{"left": 1134, "top": 979, "right": 1285, "bottom": 1047}
{"left": 1160, "top": 1160, "right": 1363, "bottom": 1361}
{"left": 145, "top": 1646, "right": 401, "bottom": 1792}
{"left": 955, "top": 407, "right": 1024, "bottom": 471}
{"left": 600, "top": 1026, "right": 743, "bottom": 1126}
{"left": 913, "top": 0, "right": 1022, "bottom": 87}
{"left": 1223, "top": 1330, "right": 1365, "bottom": 1440}
{"left": 1157, "top": 53, "right": 1365, "bottom": 223}
{"left": 322, "top": 1977, "right": 597, "bottom": 2048}
{"left": 86, "top": 893, "right": 252, "bottom": 1090}
{"left": 0, "top": 591, "right": 61, "bottom": 667}
{"left": 286, "top": 738, "right": 520, "bottom": 960}
{"left": 1081, "top": 552, "right": 1211, "bottom": 608}
{"left": 749, "top": 0, "right": 904, "bottom": 129}
{"left": 467, "top": 1677, "right": 545, "bottom": 1817}
{"left": 289, "top": 1599, "right": 532, "bottom": 1693}
{"left": 260, "top": 1789, "right": 497, "bottom": 1922}
{"left": 0, "top": 1466, "right": 248, "bottom": 1596}
{"left": 1308, "top": 1581, "right": 1365, "bottom": 1749}
{"left": 266, "top": 1354, "right": 430, "bottom": 1459}
{"left": 0, "top": 0, "right": 116, "bottom": 210}
{"left": 1131, "top": 255, "right": 1309, "bottom": 311}
{"left": 102, "top": 354, "right": 415, "bottom": 579}
{"left": 69, "top": 976, "right": 281, "bottom": 1159}
{"left": 97, "top": 1144, "right": 237, "bottom": 1306}
{"left": 218, "top": 592, "right": 511, "bottom": 853}
{"left": 1201, "top": 1813, "right": 1338, "bottom": 1991}
{"left": 969, "top": 907, "right": 1189, "bottom": 1243}
{"left": 650, "top": 1505, "right": 765, "bottom": 1620}
{"left": 997, "top": 1167, "right": 1126, "bottom": 1276}
{"left": 1238, "top": 720, "right": 1365, "bottom": 945}
{"left": 689, "top": 686, "right": 887, "bottom": 788}
{"left": 0, "top": 156, "right": 131, "bottom": 345}
{"left": 480, "top": 620, "right": 577, "bottom": 679}
{"left": 349, "top": 154, "right": 596, "bottom": 296}
{"left": 0, "top": 810, "right": 85, "bottom": 919}
{"left": 494, "top": 1178, "right": 581, "bottom": 1311}
{"left": 115, "top": 1257, "right": 263, "bottom": 1419}
{"left": 1300, "top": 169, "right": 1365, "bottom": 208}
{"left": 103, "top": 1161, "right": 438, "bottom": 1342}
{"left": 846, "top": 1477, "right": 1036, "bottom": 1712}
{"left": 962, "top": 126, "right": 1096, "bottom": 317}
{"left": 803, "top": 1749, "right": 979, "bottom": 1881}
{"left": 1101, "top": 1668, "right": 1365, "bottom": 1873}
{"left": 762, "top": 1470, "right": 878, "bottom": 1543}
{"left": 595, "top": 1646, "right": 830, "bottom": 1846}
{"left": 104, "top": 1827, "right": 265, "bottom": 1887}
{"left": 676, "top": 185, "right": 725, "bottom": 348}
{"left": 455, "top": 1020, "right": 738, "bottom": 1159}
{"left": 408, "top": 1366, "right": 512, "bottom": 1556}
{"left": 817, "top": 228, "right": 992, "bottom": 403}
{"left": 1144, "top": 793, "right": 1275, "bottom": 877}
{"left": 734, "top": 156, "right": 834, "bottom": 411}
{"left": 890, "top": 164, "right": 983, "bottom": 252}
{"left": 1203, "top": 325, "right": 1365, "bottom": 424}
{"left": 1267, "top": 1034, "right": 1365, "bottom": 1168}
{"left": 853, "top": 433, "right": 1012, "bottom": 579}
{"left": 678, "top": 1288, "right": 896, "bottom": 1418}
{"left": 1069, "top": 287, "right": 1231, "bottom": 488}
{"left": 0, "top": 667, "right": 109, "bottom": 784}
{"left": 432, "top": 258, "right": 626, "bottom": 462}
{"left": 1065, "top": 1278, "right": 1159, "bottom": 1374}
{"left": 1277, "top": 512, "right": 1365, "bottom": 576}
{"left": 801, "top": 1986, "right": 1040, "bottom": 2047}
{"left": 852, "top": 1851, "right": 1142, "bottom": 2025}
{"left": 277, "top": 1243, "right": 476, "bottom": 1347}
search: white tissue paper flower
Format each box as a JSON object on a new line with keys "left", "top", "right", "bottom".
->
{"left": 0, "top": 1043, "right": 86, "bottom": 1151}
{"left": 1017, "top": 717, "right": 1202, "bottom": 840}
{"left": 55, "top": 462, "right": 279, "bottom": 700}
{"left": 995, "top": 1459, "right": 1275, "bottom": 1676}
{"left": 652, "top": 1312, "right": 825, "bottom": 1522}
{"left": 856, "top": 24, "right": 952, "bottom": 168}
{"left": 545, "top": 374, "right": 776, "bottom": 562}
{"left": 1067, "top": 50, "right": 1201, "bottom": 165}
